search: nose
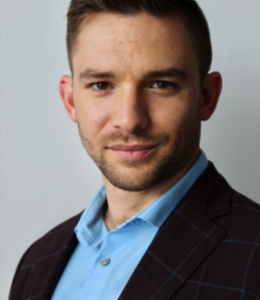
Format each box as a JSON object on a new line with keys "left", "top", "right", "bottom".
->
{"left": 111, "top": 88, "right": 150, "bottom": 134}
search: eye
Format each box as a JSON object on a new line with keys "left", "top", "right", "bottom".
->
{"left": 91, "top": 82, "right": 111, "bottom": 90}
{"left": 151, "top": 81, "right": 174, "bottom": 89}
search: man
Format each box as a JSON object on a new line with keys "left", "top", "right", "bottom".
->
{"left": 9, "top": 0, "right": 260, "bottom": 299}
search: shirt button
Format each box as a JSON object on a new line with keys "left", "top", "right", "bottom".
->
{"left": 101, "top": 257, "right": 110, "bottom": 266}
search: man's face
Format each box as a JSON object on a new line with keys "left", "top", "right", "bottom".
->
{"left": 68, "top": 12, "right": 204, "bottom": 191}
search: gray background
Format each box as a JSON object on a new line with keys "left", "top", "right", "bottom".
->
{"left": 1, "top": 0, "right": 260, "bottom": 299}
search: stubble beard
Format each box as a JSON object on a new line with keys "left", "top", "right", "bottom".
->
{"left": 78, "top": 117, "right": 200, "bottom": 192}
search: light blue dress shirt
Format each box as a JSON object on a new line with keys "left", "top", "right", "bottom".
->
{"left": 51, "top": 151, "right": 208, "bottom": 300}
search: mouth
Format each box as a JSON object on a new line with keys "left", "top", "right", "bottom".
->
{"left": 107, "top": 144, "right": 158, "bottom": 161}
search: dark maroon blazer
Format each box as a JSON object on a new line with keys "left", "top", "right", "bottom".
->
{"left": 9, "top": 162, "right": 260, "bottom": 300}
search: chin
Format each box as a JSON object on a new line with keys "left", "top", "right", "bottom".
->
{"left": 98, "top": 160, "right": 175, "bottom": 192}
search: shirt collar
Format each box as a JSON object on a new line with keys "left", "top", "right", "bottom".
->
{"left": 75, "top": 150, "right": 208, "bottom": 246}
{"left": 137, "top": 150, "right": 208, "bottom": 227}
{"left": 75, "top": 186, "right": 107, "bottom": 246}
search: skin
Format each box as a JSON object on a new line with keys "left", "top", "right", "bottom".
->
{"left": 59, "top": 12, "right": 222, "bottom": 230}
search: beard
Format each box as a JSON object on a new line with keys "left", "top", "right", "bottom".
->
{"left": 78, "top": 114, "right": 200, "bottom": 192}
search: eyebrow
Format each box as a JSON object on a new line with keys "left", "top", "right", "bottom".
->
{"left": 79, "top": 69, "right": 116, "bottom": 81}
{"left": 144, "top": 67, "right": 188, "bottom": 80}
{"left": 78, "top": 67, "right": 187, "bottom": 81}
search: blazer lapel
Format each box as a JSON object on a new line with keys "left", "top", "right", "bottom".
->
{"left": 119, "top": 162, "right": 232, "bottom": 300}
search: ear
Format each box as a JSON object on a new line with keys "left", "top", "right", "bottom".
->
{"left": 200, "top": 72, "right": 222, "bottom": 121}
{"left": 59, "top": 75, "right": 77, "bottom": 123}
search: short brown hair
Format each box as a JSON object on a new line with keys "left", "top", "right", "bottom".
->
{"left": 66, "top": 0, "right": 212, "bottom": 79}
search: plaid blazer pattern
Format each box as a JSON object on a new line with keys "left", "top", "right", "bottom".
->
{"left": 9, "top": 162, "right": 260, "bottom": 300}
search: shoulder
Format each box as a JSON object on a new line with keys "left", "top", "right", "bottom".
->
{"left": 204, "top": 161, "right": 260, "bottom": 218}
{"left": 31, "top": 212, "right": 81, "bottom": 251}
{"left": 208, "top": 178, "right": 260, "bottom": 273}
{"left": 206, "top": 162, "right": 260, "bottom": 230}
{"left": 11, "top": 212, "right": 82, "bottom": 286}
{"left": 227, "top": 190, "right": 260, "bottom": 234}
{"left": 232, "top": 189, "right": 260, "bottom": 213}
{"left": 196, "top": 161, "right": 260, "bottom": 250}
{"left": 9, "top": 213, "right": 83, "bottom": 299}
{"left": 36, "top": 212, "right": 83, "bottom": 241}
{"left": 27, "top": 212, "right": 81, "bottom": 260}
{"left": 224, "top": 187, "right": 260, "bottom": 227}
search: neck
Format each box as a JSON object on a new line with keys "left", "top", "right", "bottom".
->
{"left": 103, "top": 149, "right": 200, "bottom": 231}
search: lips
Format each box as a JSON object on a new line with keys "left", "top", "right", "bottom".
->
{"left": 107, "top": 144, "right": 157, "bottom": 160}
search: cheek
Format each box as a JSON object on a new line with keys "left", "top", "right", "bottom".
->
{"left": 152, "top": 100, "right": 189, "bottom": 131}
{"left": 151, "top": 95, "right": 200, "bottom": 137}
{"left": 76, "top": 98, "right": 111, "bottom": 138}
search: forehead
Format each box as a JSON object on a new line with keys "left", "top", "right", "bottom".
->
{"left": 72, "top": 12, "right": 198, "bottom": 78}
